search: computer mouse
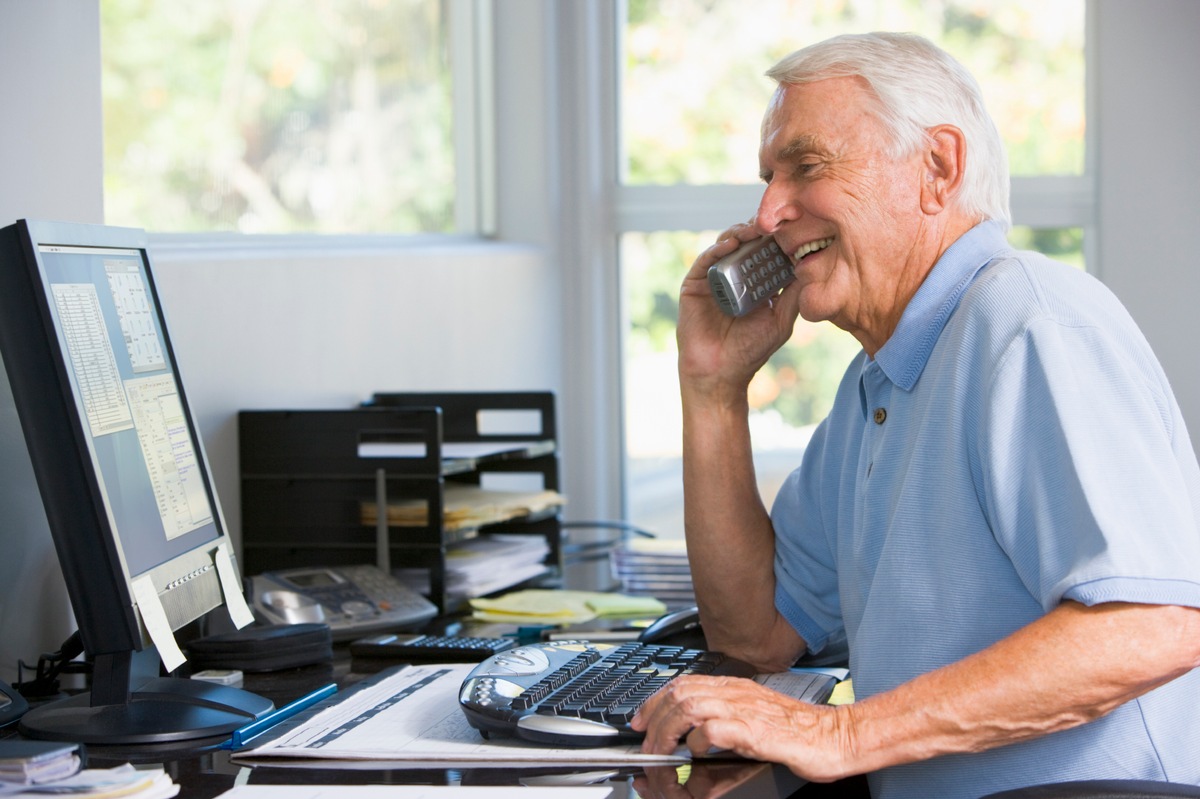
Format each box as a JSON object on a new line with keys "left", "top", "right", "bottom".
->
{"left": 637, "top": 606, "right": 707, "bottom": 650}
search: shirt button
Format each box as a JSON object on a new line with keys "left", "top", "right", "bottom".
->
{"left": 873, "top": 408, "right": 887, "bottom": 425}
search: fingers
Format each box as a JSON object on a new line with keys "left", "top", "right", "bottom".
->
{"left": 684, "top": 220, "right": 764, "bottom": 282}
{"left": 633, "top": 675, "right": 839, "bottom": 764}
{"left": 632, "top": 675, "right": 743, "bottom": 755}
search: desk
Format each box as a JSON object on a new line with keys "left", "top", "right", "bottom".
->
{"left": 6, "top": 650, "right": 814, "bottom": 799}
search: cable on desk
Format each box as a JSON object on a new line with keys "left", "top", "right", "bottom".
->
{"left": 15, "top": 630, "right": 88, "bottom": 698}
{"left": 560, "top": 520, "right": 658, "bottom": 539}
{"left": 557, "top": 520, "right": 660, "bottom": 571}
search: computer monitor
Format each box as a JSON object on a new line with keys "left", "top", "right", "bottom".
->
{"left": 0, "top": 219, "right": 272, "bottom": 744}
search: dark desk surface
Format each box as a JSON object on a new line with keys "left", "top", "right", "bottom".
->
{"left": 6, "top": 645, "right": 812, "bottom": 799}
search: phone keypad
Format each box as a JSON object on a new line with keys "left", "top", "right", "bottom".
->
{"left": 736, "top": 241, "right": 793, "bottom": 304}
{"left": 708, "top": 238, "right": 796, "bottom": 316}
{"left": 340, "top": 564, "right": 437, "bottom": 616}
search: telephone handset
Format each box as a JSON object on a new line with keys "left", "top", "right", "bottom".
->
{"left": 707, "top": 236, "right": 796, "bottom": 317}
{"left": 249, "top": 564, "right": 438, "bottom": 641}
{"left": 638, "top": 605, "right": 707, "bottom": 650}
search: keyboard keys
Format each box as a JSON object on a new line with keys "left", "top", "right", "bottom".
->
{"left": 461, "top": 640, "right": 824, "bottom": 747}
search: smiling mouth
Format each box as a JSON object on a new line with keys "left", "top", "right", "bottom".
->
{"left": 793, "top": 237, "right": 834, "bottom": 263}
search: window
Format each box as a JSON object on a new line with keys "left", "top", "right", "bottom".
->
{"left": 101, "top": 0, "right": 488, "bottom": 234}
{"left": 618, "top": 1, "right": 1089, "bottom": 537}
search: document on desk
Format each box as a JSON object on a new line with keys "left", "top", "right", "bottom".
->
{"left": 232, "top": 663, "right": 688, "bottom": 768}
{"left": 216, "top": 787, "right": 612, "bottom": 799}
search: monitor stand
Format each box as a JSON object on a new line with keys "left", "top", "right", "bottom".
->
{"left": 18, "top": 649, "right": 274, "bottom": 745}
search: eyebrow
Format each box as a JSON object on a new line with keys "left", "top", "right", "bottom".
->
{"left": 759, "top": 134, "right": 830, "bottom": 181}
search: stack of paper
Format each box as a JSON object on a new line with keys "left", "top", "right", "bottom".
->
{"left": 0, "top": 761, "right": 177, "bottom": 798}
{"left": 610, "top": 538, "right": 695, "bottom": 610}
{"left": 362, "top": 485, "right": 565, "bottom": 532}
{"left": 395, "top": 534, "right": 551, "bottom": 600}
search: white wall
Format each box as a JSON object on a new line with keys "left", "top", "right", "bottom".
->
{"left": 151, "top": 240, "right": 561, "bottom": 546}
{"left": 0, "top": 0, "right": 104, "bottom": 684}
{"left": 1094, "top": 0, "right": 1200, "bottom": 444}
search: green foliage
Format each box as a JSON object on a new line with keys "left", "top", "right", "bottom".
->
{"left": 101, "top": 0, "right": 455, "bottom": 233}
{"left": 1010, "top": 227, "right": 1085, "bottom": 269}
{"left": 623, "top": 0, "right": 1085, "bottom": 185}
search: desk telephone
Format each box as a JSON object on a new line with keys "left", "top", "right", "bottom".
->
{"left": 249, "top": 564, "right": 438, "bottom": 641}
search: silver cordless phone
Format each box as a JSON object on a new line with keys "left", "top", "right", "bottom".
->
{"left": 707, "top": 236, "right": 795, "bottom": 316}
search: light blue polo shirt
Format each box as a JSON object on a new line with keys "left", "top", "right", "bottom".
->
{"left": 771, "top": 221, "right": 1200, "bottom": 798}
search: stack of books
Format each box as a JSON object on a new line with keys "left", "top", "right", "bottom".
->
{"left": 0, "top": 741, "right": 82, "bottom": 787}
{"left": 610, "top": 538, "right": 695, "bottom": 610}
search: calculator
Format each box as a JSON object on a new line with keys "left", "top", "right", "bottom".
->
{"left": 349, "top": 633, "right": 516, "bottom": 667}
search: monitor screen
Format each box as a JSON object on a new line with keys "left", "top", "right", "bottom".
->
{"left": 0, "top": 219, "right": 271, "bottom": 744}
{"left": 37, "top": 241, "right": 221, "bottom": 578}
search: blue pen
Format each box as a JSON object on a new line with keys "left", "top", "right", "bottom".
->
{"left": 221, "top": 683, "right": 338, "bottom": 750}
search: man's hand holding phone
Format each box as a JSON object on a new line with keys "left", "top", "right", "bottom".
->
{"left": 677, "top": 224, "right": 801, "bottom": 398}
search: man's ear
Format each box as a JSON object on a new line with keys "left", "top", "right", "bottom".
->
{"left": 920, "top": 125, "right": 966, "bottom": 215}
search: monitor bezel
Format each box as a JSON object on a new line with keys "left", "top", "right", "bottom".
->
{"left": 0, "top": 218, "right": 237, "bottom": 660}
{"left": 0, "top": 218, "right": 273, "bottom": 745}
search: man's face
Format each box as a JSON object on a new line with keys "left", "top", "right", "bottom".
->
{"left": 756, "top": 77, "right": 928, "bottom": 340}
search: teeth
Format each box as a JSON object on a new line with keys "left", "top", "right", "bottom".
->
{"left": 794, "top": 237, "right": 834, "bottom": 261}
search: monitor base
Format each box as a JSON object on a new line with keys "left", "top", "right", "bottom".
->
{"left": 18, "top": 676, "right": 274, "bottom": 745}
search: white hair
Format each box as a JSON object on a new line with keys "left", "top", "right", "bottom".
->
{"left": 767, "top": 32, "right": 1011, "bottom": 229}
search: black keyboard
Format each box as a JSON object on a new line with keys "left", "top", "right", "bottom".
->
{"left": 459, "top": 640, "right": 836, "bottom": 747}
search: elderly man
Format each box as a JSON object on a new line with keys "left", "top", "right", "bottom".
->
{"left": 630, "top": 32, "right": 1200, "bottom": 799}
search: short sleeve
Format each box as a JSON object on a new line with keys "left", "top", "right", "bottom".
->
{"left": 982, "top": 316, "right": 1200, "bottom": 611}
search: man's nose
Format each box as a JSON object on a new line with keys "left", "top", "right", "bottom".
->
{"left": 755, "top": 183, "right": 796, "bottom": 234}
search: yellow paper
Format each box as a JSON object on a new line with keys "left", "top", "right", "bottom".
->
{"left": 469, "top": 589, "right": 664, "bottom": 625}
{"left": 584, "top": 593, "right": 666, "bottom": 617}
{"left": 470, "top": 589, "right": 596, "bottom": 624}
{"left": 828, "top": 679, "right": 855, "bottom": 705}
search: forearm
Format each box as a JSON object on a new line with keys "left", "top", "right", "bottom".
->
{"left": 832, "top": 602, "right": 1200, "bottom": 776}
{"left": 673, "top": 222, "right": 807, "bottom": 667}
{"left": 680, "top": 384, "right": 800, "bottom": 668}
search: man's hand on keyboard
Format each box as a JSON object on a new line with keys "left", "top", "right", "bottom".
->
{"left": 630, "top": 674, "right": 853, "bottom": 783}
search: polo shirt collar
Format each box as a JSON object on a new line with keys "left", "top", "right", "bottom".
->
{"left": 871, "top": 220, "right": 1011, "bottom": 391}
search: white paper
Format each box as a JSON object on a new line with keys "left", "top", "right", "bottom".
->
{"left": 215, "top": 787, "right": 611, "bottom": 799}
{"left": 0, "top": 764, "right": 176, "bottom": 799}
{"left": 131, "top": 575, "right": 186, "bottom": 673}
{"left": 214, "top": 544, "right": 256, "bottom": 629}
{"left": 234, "top": 663, "right": 687, "bottom": 768}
